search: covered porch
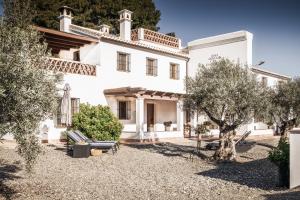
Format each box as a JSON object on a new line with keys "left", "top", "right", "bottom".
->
{"left": 104, "top": 87, "right": 185, "bottom": 140}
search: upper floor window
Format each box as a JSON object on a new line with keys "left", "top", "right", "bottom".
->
{"left": 170, "top": 63, "right": 179, "bottom": 80}
{"left": 117, "top": 52, "right": 131, "bottom": 72}
{"left": 73, "top": 51, "right": 80, "bottom": 61}
{"left": 146, "top": 58, "right": 157, "bottom": 76}
{"left": 118, "top": 101, "right": 131, "bottom": 120}
{"left": 261, "top": 77, "right": 268, "bottom": 87}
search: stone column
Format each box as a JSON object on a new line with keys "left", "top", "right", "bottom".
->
{"left": 136, "top": 97, "right": 144, "bottom": 140}
{"left": 176, "top": 100, "right": 184, "bottom": 132}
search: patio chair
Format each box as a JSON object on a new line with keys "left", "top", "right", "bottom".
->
{"left": 74, "top": 130, "right": 120, "bottom": 150}
{"left": 67, "top": 131, "right": 117, "bottom": 154}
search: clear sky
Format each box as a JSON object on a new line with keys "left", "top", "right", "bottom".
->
{"left": 154, "top": 0, "right": 300, "bottom": 76}
{"left": 0, "top": 0, "right": 299, "bottom": 76}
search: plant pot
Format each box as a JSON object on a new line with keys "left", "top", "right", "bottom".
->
{"left": 165, "top": 126, "right": 171, "bottom": 131}
{"left": 278, "top": 165, "right": 290, "bottom": 188}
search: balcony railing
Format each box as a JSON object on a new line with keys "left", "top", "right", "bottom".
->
{"left": 44, "top": 57, "right": 96, "bottom": 76}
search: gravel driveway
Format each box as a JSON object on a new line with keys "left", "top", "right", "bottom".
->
{"left": 0, "top": 138, "right": 299, "bottom": 200}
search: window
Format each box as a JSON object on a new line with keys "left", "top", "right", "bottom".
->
{"left": 71, "top": 98, "right": 80, "bottom": 116}
{"left": 146, "top": 58, "right": 157, "bottom": 76}
{"left": 73, "top": 51, "right": 80, "bottom": 61}
{"left": 118, "top": 101, "right": 131, "bottom": 120}
{"left": 56, "top": 98, "right": 80, "bottom": 127}
{"left": 170, "top": 63, "right": 179, "bottom": 80}
{"left": 117, "top": 52, "right": 131, "bottom": 72}
{"left": 261, "top": 77, "right": 268, "bottom": 87}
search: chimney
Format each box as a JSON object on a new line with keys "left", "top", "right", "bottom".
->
{"left": 99, "top": 24, "right": 110, "bottom": 35}
{"left": 118, "top": 9, "right": 133, "bottom": 41}
{"left": 58, "top": 6, "right": 73, "bottom": 32}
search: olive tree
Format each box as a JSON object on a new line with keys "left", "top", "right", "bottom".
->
{"left": 264, "top": 78, "right": 300, "bottom": 138}
{"left": 0, "top": 0, "right": 61, "bottom": 172}
{"left": 185, "top": 58, "right": 264, "bottom": 160}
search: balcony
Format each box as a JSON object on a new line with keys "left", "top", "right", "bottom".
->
{"left": 44, "top": 57, "right": 96, "bottom": 76}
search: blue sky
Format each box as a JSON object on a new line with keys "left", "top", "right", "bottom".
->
{"left": 154, "top": 0, "right": 300, "bottom": 76}
{"left": 0, "top": 0, "right": 299, "bottom": 76}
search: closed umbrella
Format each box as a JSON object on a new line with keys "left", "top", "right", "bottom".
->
{"left": 61, "top": 83, "right": 72, "bottom": 126}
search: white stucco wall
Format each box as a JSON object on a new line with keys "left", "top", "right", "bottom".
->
{"left": 37, "top": 39, "right": 187, "bottom": 141}
{"left": 187, "top": 31, "right": 253, "bottom": 77}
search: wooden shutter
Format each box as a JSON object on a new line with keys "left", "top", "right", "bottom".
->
{"left": 126, "top": 101, "right": 131, "bottom": 120}
{"left": 176, "top": 64, "right": 180, "bottom": 79}
{"left": 169, "top": 64, "right": 172, "bottom": 78}
{"left": 127, "top": 54, "right": 131, "bottom": 72}
{"left": 154, "top": 59, "right": 157, "bottom": 76}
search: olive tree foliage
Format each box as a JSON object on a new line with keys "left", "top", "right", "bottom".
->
{"left": 263, "top": 78, "right": 300, "bottom": 138}
{"left": 184, "top": 58, "right": 265, "bottom": 160}
{"left": 0, "top": 0, "right": 61, "bottom": 172}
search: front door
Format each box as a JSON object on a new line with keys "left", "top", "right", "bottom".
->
{"left": 147, "top": 104, "right": 155, "bottom": 132}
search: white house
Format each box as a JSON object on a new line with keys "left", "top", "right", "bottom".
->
{"left": 35, "top": 7, "right": 189, "bottom": 142}
{"left": 3, "top": 6, "right": 291, "bottom": 142}
{"left": 187, "top": 31, "right": 290, "bottom": 137}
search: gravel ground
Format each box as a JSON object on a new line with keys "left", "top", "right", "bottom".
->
{"left": 0, "top": 137, "right": 299, "bottom": 200}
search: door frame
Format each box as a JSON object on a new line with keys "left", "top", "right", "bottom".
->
{"left": 146, "top": 103, "right": 155, "bottom": 132}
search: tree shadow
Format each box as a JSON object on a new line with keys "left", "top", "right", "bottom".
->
{"left": 0, "top": 159, "right": 22, "bottom": 200}
{"left": 263, "top": 190, "right": 300, "bottom": 200}
{"left": 197, "top": 158, "right": 280, "bottom": 190}
{"left": 125, "top": 142, "right": 210, "bottom": 160}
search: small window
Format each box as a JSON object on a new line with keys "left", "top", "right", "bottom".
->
{"left": 118, "top": 101, "right": 131, "bottom": 120}
{"left": 73, "top": 51, "right": 80, "bottom": 61}
{"left": 117, "top": 52, "right": 131, "bottom": 72}
{"left": 146, "top": 58, "right": 157, "bottom": 76}
{"left": 261, "top": 77, "right": 268, "bottom": 87}
{"left": 170, "top": 63, "right": 179, "bottom": 80}
{"left": 56, "top": 97, "right": 80, "bottom": 127}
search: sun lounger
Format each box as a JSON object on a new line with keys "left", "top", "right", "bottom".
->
{"left": 67, "top": 131, "right": 117, "bottom": 154}
{"left": 74, "top": 130, "right": 120, "bottom": 150}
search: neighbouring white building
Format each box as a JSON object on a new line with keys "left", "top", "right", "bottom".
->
{"left": 3, "top": 6, "right": 291, "bottom": 142}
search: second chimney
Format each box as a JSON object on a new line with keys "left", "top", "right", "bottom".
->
{"left": 118, "top": 9, "right": 133, "bottom": 41}
{"left": 58, "top": 6, "right": 73, "bottom": 32}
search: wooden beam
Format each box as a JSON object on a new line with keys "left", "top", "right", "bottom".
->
{"left": 35, "top": 26, "right": 98, "bottom": 43}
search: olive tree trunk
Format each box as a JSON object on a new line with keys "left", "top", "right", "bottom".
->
{"left": 214, "top": 127, "right": 236, "bottom": 161}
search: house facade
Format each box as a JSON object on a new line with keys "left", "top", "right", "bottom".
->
{"left": 36, "top": 7, "right": 189, "bottom": 142}
{"left": 187, "top": 31, "right": 290, "bottom": 137}
{"left": 3, "top": 6, "right": 291, "bottom": 142}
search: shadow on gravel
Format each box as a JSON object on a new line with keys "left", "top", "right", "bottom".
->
{"left": 263, "top": 190, "right": 300, "bottom": 200}
{"left": 125, "top": 142, "right": 210, "bottom": 160}
{"left": 197, "top": 158, "right": 280, "bottom": 190}
{"left": 0, "top": 159, "right": 22, "bottom": 200}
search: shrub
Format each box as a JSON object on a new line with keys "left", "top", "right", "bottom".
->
{"left": 72, "top": 104, "right": 123, "bottom": 141}
{"left": 269, "top": 138, "right": 290, "bottom": 187}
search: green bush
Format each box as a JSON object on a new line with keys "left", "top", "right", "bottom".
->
{"left": 269, "top": 138, "right": 290, "bottom": 187}
{"left": 72, "top": 104, "right": 123, "bottom": 141}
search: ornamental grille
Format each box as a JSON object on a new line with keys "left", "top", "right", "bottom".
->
{"left": 143, "top": 29, "right": 179, "bottom": 48}
{"left": 131, "top": 29, "right": 179, "bottom": 48}
{"left": 44, "top": 57, "right": 96, "bottom": 76}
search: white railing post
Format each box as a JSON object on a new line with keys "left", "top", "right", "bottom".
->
{"left": 290, "top": 128, "right": 300, "bottom": 189}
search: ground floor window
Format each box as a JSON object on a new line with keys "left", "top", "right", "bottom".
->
{"left": 118, "top": 101, "right": 131, "bottom": 120}
{"left": 56, "top": 98, "right": 80, "bottom": 127}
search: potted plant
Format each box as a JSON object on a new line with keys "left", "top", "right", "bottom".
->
{"left": 269, "top": 138, "right": 290, "bottom": 187}
{"left": 163, "top": 121, "right": 172, "bottom": 131}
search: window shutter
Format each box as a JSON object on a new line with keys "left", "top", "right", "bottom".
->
{"left": 117, "top": 101, "right": 120, "bottom": 119}
{"left": 117, "top": 53, "right": 120, "bottom": 70}
{"left": 176, "top": 65, "right": 180, "bottom": 79}
{"left": 127, "top": 101, "right": 131, "bottom": 120}
{"left": 154, "top": 60, "right": 157, "bottom": 76}
{"left": 127, "top": 54, "right": 131, "bottom": 72}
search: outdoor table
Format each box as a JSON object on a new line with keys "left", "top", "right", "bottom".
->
{"left": 73, "top": 143, "right": 90, "bottom": 158}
